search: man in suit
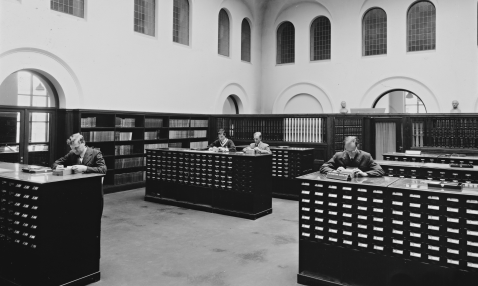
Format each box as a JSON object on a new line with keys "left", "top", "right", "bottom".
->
{"left": 52, "top": 133, "right": 107, "bottom": 174}
{"left": 53, "top": 133, "right": 106, "bottom": 221}
{"left": 320, "top": 136, "right": 384, "bottom": 177}
{"left": 208, "top": 129, "right": 236, "bottom": 152}
{"left": 243, "top": 132, "right": 272, "bottom": 154}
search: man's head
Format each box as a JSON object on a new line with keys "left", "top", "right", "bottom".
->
{"left": 344, "top": 136, "right": 358, "bottom": 153}
{"left": 253, "top": 132, "right": 262, "bottom": 145}
{"left": 452, "top": 100, "right": 459, "bottom": 109}
{"left": 217, "top": 129, "right": 227, "bottom": 141}
{"left": 67, "top": 133, "right": 86, "bottom": 155}
{"left": 341, "top": 101, "right": 347, "bottom": 108}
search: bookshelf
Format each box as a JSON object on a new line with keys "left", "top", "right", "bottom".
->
{"left": 333, "top": 117, "right": 363, "bottom": 153}
{"left": 411, "top": 117, "right": 478, "bottom": 149}
{"left": 73, "top": 111, "right": 209, "bottom": 193}
{"left": 48, "top": 111, "right": 478, "bottom": 194}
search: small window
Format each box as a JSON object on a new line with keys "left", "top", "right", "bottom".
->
{"left": 277, "top": 22, "right": 295, "bottom": 64}
{"left": 407, "top": 1, "right": 436, "bottom": 52}
{"left": 134, "top": 0, "right": 156, "bottom": 36}
{"left": 50, "top": 0, "right": 84, "bottom": 18}
{"left": 310, "top": 16, "right": 331, "bottom": 61}
{"left": 173, "top": 0, "right": 189, "bottom": 45}
{"left": 241, "top": 19, "right": 251, "bottom": 62}
{"left": 363, "top": 8, "right": 387, "bottom": 56}
{"left": 218, "top": 9, "right": 230, "bottom": 56}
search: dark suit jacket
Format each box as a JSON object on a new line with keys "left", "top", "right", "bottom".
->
{"left": 52, "top": 147, "right": 107, "bottom": 174}
{"left": 208, "top": 139, "right": 236, "bottom": 152}
{"left": 320, "top": 150, "right": 384, "bottom": 177}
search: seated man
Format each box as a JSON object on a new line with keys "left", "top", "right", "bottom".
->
{"left": 243, "top": 132, "right": 272, "bottom": 154}
{"left": 320, "top": 136, "right": 384, "bottom": 177}
{"left": 208, "top": 129, "right": 236, "bottom": 152}
{"left": 52, "top": 133, "right": 107, "bottom": 174}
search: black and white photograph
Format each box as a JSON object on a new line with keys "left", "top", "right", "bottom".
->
{"left": 1, "top": 0, "right": 478, "bottom": 285}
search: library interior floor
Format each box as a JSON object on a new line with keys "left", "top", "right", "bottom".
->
{"left": 98, "top": 188, "right": 299, "bottom": 286}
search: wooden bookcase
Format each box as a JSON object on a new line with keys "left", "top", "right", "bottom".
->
{"left": 55, "top": 110, "right": 210, "bottom": 193}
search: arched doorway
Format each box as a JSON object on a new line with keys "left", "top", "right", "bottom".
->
{"left": 0, "top": 70, "right": 58, "bottom": 166}
{"left": 371, "top": 89, "right": 426, "bottom": 159}
{"left": 373, "top": 90, "right": 427, "bottom": 113}
{"left": 222, "top": 95, "right": 242, "bottom": 114}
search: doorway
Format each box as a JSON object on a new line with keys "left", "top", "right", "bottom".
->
{"left": 0, "top": 71, "right": 58, "bottom": 166}
{"left": 372, "top": 118, "right": 403, "bottom": 160}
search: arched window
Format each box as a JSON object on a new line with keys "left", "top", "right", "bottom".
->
{"left": 310, "top": 16, "right": 331, "bottom": 61}
{"left": 407, "top": 1, "right": 436, "bottom": 52}
{"left": 218, "top": 9, "right": 230, "bottom": 56}
{"left": 277, "top": 22, "right": 295, "bottom": 64}
{"left": 134, "top": 0, "right": 156, "bottom": 36}
{"left": 173, "top": 0, "right": 189, "bottom": 45}
{"left": 223, "top": 95, "right": 240, "bottom": 114}
{"left": 373, "top": 90, "right": 427, "bottom": 113}
{"left": 363, "top": 8, "right": 387, "bottom": 56}
{"left": 241, "top": 19, "right": 251, "bottom": 62}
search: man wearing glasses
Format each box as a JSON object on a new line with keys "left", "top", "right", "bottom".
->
{"left": 243, "top": 132, "right": 272, "bottom": 154}
{"left": 208, "top": 129, "right": 236, "bottom": 152}
{"left": 52, "top": 133, "right": 107, "bottom": 174}
{"left": 320, "top": 136, "right": 384, "bottom": 177}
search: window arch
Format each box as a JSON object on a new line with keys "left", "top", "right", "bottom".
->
{"left": 173, "top": 0, "right": 189, "bottom": 45}
{"left": 277, "top": 22, "right": 295, "bottom": 64}
{"left": 407, "top": 1, "right": 436, "bottom": 52}
{"left": 363, "top": 8, "right": 387, "bottom": 56}
{"left": 218, "top": 9, "right": 230, "bottom": 56}
{"left": 241, "top": 19, "right": 251, "bottom": 62}
{"left": 310, "top": 16, "right": 331, "bottom": 61}
{"left": 373, "top": 90, "right": 427, "bottom": 113}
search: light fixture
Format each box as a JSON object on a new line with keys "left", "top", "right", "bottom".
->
{"left": 406, "top": 93, "right": 414, "bottom": 99}
{"left": 35, "top": 83, "right": 44, "bottom": 91}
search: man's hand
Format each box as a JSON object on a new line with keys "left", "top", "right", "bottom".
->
{"left": 357, "top": 171, "right": 368, "bottom": 177}
{"left": 72, "top": 165, "right": 87, "bottom": 173}
{"left": 337, "top": 167, "right": 345, "bottom": 172}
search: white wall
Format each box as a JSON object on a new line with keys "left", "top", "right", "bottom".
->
{"left": 2, "top": 0, "right": 478, "bottom": 114}
{"left": 262, "top": 0, "right": 478, "bottom": 114}
{"left": 0, "top": 0, "right": 261, "bottom": 113}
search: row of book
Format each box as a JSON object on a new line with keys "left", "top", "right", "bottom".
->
{"left": 115, "top": 132, "right": 133, "bottom": 141}
{"left": 215, "top": 118, "right": 285, "bottom": 141}
{"left": 413, "top": 118, "right": 478, "bottom": 148}
{"left": 115, "top": 145, "right": 135, "bottom": 155}
{"left": 169, "top": 119, "right": 190, "bottom": 128}
{"left": 169, "top": 130, "right": 207, "bottom": 139}
{"left": 81, "top": 117, "right": 97, "bottom": 127}
{"left": 114, "top": 171, "right": 145, "bottom": 185}
{"left": 144, "top": 131, "right": 164, "bottom": 140}
{"left": 116, "top": 117, "right": 136, "bottom": 127}
{"left": 82, "top": 131, "right": 114, "bottom": 142}
{"left": 190, "top": 141, "right": 208, "bottom": 149}
{"left": 145, "top": 118, "right": 163, "bottom": 128}
{"left": 115, "top": 157, "right": 145, "bottom": 169}
{"left": 284, "top": 118, "right": 325, "bottom": 143}
{"left": 144, "top": 143, "right": 168, "bottom": 151}
{"left": 190, "top": 119, "right": 208, "bottom": 127}
{"left": 412, "top": 122, "right": 424, "bottom": 147}
{"left": 168, "top": 142, "right": 182, "bottom": 148}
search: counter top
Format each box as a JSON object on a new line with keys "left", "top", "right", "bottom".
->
{"left": 146, "top": 147, "right": 272, "bottom": 157}
{"left": 296, "top": 171, "right": 400, "bottom": 187}
{"left": 0, "top": 162, "right": 104, "bottom": 184}
{"left": 388, "top": 178, "right": 478, "bottom": 196}
{"left": 383, "top": 152, "right": 478, "bottom": 161}
{"left": 375, "top": 160, "right": 426, "bottom": 168}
